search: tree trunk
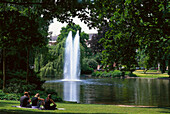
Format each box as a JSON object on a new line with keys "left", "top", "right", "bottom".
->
{"left": 160, "top": 59, "right": 166, "bottom": 74}
{"left": 2, "top": 49, "right": 6, "bottom": 92}
{"left": 26, "top": 48, "right": 29, "bottom": 84}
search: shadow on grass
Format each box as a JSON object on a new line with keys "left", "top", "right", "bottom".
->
{"left": 0, "top": 109, "right": 122, "bottom": 114}
{"left": 138, "top": 106, "right": 170, "bottom": 113}
{"left": 0, "top": 101, "right": 18, "bottom": 107}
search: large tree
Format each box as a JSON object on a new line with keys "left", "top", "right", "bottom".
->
{"left": 85, "top": 0, "right": 169, "bottom": 73}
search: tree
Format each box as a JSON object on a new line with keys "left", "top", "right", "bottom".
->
{"left": 57, "top": 24, "right": 90, "bottom": 57}
{"left": 0, "top": 0, "right": 94, "bottom": 89}
{"left": 132, "top": 0, "right": 169, "bottom": 73}
{"left": 36, "top": 24, "right": 90, "bottom": 78}
{"left": 86, "top": 0, "right": 169, "bottom": 73}
{"left": 0, "top": 4, "right": 49, "bottom": 89}
{"left": 87, "top": 26, "right": 109, "bottom": 55}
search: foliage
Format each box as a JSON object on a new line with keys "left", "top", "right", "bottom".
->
{"left": 0, "top": 70, "right": 45, "bottom": 94}
{"left": 128, "top": 73, "right": 137, "bottom": 77}
{"left": 40, "top": 62, "right": 57, "bottom": 77}
{"left": 0, "top": 92, "right": 21, "bottom": 101}
{"left": 86, "top": 0, "right": 170, "bottom": 73}
{"left": 0, "top": 88, "right": 62, "bottom": 102}
{"left": 91, "top": 70, "right": 123, "bottom": 78}
{"left": 83, "top": 58, "right": 98, "bottom": 69}
{"left": 34, "top": 38, "right": 65, "bottom": 78}
{"left": 91, "top": 53, "right": 102, "bottom": 65}
{"left": 81, "top": 58, "right": 94, "bottom": 74}
{"left": 57, "top": 24, "right": 91, "bottom": 57}
{"left": 0, "top": 0, "right": 94, "bottom": 90}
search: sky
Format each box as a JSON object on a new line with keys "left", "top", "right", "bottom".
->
{"left": 48, "top": 17, "right": 98, "bottom": 36}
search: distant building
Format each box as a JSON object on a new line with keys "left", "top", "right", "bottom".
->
{"left": 49, "top": 35, "right": 58, "bottom": 45}
{"left": 49, "top": 33, "right": 98, "bottom": 46}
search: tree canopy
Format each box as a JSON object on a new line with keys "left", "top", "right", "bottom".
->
{"left": 87, "top": 0, "right": 169, "bottom": 72}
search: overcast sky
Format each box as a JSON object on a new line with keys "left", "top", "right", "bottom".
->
{"left": 48, "top": 17, "right": 98, "bottom": 36}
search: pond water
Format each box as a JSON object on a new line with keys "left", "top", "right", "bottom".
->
{"left": 43, "top": 77, "right": 170, "bottom": 107}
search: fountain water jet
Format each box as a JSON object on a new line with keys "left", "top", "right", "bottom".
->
{"left": 63, "top": 31, "right": 81, "bottom": 81}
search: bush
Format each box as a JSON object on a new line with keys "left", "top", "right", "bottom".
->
{"left": 4, "top": 83, "right": 36, "bottom": 94}
{"left": 86, "top": 59, "right": 98, "bottom": 69}
{"left": 81, "top": 58, "right": 94, "bottom": 74}
{"left": 0, "top": 69, "right": 62, "bottom": 102}
{"left": 4, "top": 70, "right": 45, "bottom": 93}
{"left": 92, "top": 70, "right": 122, "bottom": 78}
{"left": 128, "top": 73, "right": 137, "bottom": 77}
{"left": 2, "top": 93, "right": 21, "bottom": 100}
{"left": 0, "top": 90, "right": 21, "bottom": 101}
{"left": 0, "top": 89, "right": 63, "bottom": 102}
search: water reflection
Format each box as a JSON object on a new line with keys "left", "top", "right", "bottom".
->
{"left": 44, "top": 78, "right": 170, "bottom": 107}
{"left": 63, "top": 81, "right": 80, "bottom": 103}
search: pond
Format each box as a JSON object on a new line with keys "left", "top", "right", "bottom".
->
{"left": 43, "top": 77, "right": 170, "bottom": 107}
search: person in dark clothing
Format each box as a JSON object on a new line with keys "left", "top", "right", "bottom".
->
{"left": 44, "top": 94, "right": 57, "bottom": 110}
{"left": 20, "top": 92, "right": 31, "bottom": 108}
{"left": 31, "top": 93, "right": 45, "bottom": 108}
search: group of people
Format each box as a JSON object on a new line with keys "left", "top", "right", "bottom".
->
{"left": 20, "top": 92, "right": 57, "bottom": 110}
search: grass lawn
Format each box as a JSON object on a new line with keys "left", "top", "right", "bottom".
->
{"left": 133, "top": 70, "right": 169, "bottom": 78}
{"left": 0, "top": 100, "right": 170, "bottom": 114}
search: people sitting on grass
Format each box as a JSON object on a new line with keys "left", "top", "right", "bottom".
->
{"left": 44, "top": 94, "right": 57, "bottom": 110}
{"left": 20, "top": 91, "right": 31, "bottom": 108}
{"left": 31, "top": 93, "right": 45, "bottom": 109}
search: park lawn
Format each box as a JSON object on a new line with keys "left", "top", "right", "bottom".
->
{"left": 0, "top": 100, "right": 170, "bottom": 114}
{"left": 133, "top": 70, "right": 169, "bottom": 78}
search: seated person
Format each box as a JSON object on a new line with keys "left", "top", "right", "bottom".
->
{"left": 31, "top": 93, "right": 45, "bottom": 108}
{"left": 20, "top": 92, "right": 31, "bottom": 108}
{"left": 44, "top": 94, "right": 57, "bottom": 110}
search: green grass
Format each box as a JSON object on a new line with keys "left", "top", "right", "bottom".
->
{"left": 0, "top": 100, "right": 170, "bottom": 114}
{"left": 133, "top": 70, "right": 169, "bottom": 78}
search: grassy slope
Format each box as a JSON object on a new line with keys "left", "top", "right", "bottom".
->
{"left": 133, "top": 70, "right": 169, "bottom": 78}
{"left": 0, "top": 100, "right": 170, "bottom": 114}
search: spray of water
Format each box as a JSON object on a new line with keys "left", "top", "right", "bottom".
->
{"left": 63, "top": 31, "right": 80, "bottom": 81}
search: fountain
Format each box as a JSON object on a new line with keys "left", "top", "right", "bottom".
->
{"left": 62, "top": 31, "right": 81, "bottom": 102}
{"left": 63, "top": 31, "right": 81, "bottom": 81}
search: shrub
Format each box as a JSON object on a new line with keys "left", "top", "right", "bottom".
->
{"left": 2, "top": 93, "right": 21, "bottom": 100}
{"left": 4, "top": 83, "right": 36, "bottom": 94}
{"left": 86, "top": 59, "right": 98, "bottom": 69}
{"left": 0, "top": 89, "right": 63, "bottom": 102}
{"left": 0, "top": 91, "right": 21, "bottom": 101}
{"left": 92, "top": 70, "right": 122, "bottom": 78}
{"left": 128, "top": 73, "right": 137, "bottom": 77}
{"left": 81, "top": 58, "right": 94, "bottom": 74}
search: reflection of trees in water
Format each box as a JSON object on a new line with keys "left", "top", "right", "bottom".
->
{"left": 44, "top": 79, "right": 170, "bottom": 106}
{"left": 43, "top": 82, "right": 63, "bottom": 98}
{"left": 82, "top": 85, "right": 96, "bottom": 104}
{"left": 133, "top": 79, "right": 170, "bottom": 106}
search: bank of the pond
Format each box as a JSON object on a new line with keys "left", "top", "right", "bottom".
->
{"left": 133, "top": 70, "right": 169, "bottom": 78}
{"left": 0, "top": 100, "right": 170, "bottom": 114}
{"left": 90, "top": 70, "right": 169, "bottom": 79}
